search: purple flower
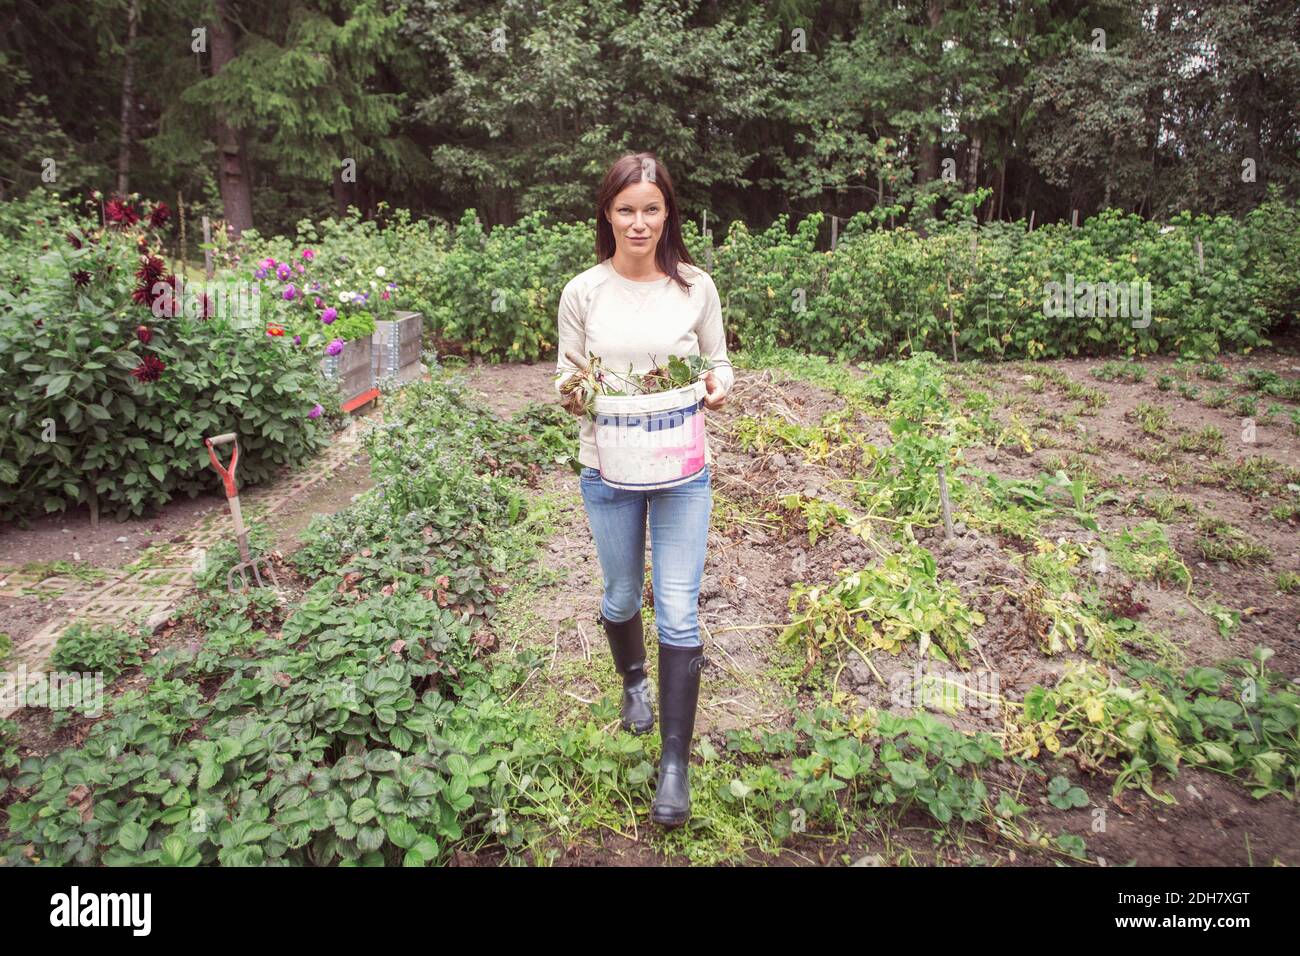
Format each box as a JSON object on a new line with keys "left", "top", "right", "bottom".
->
{"left": 282, "top": 284, "right": 297, "bottom": 301}
{"left": 310, "top": 281, "right": 320, "bottom": 291}
{"left": 326, "top": 338, "right": 344, "bottom": 356}
{"left": 308, "top": 403, "right": 323, "bottom": 419}
{"left": 293, "top": 335, "right": 301, "bottom": 345}
{"left": 276, "top": 263, "right": 291, "bottom": 281}
{"left": 255, "top": 267, "right": 268, "bottom": 280}
{"left": 321, "top": 307, "right": 338, "bottom": 325}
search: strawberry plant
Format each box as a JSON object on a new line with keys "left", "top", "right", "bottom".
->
{"left": 783, "top": 543, "right": 982, "bottom": 668}
{"left": 49, "top": 621, "right": 148, "bottom": 682}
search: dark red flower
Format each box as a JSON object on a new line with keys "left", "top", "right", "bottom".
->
{"left": 72, "top": 270, "right": 91, "bottom": 289}
{"left": 133, "top": 272, "right": 177, "bottom": 311}
{"left": 136, "top": 325, "right": 152, "bottom": 344}
{"left": 65, "top": 231, "right": 82, "bottom": 249}
{"left": 149, "top": 202, "right": 171, "bottom": 229}
{"left": 130, "top": 354, "right": 166, "bottom": 383}
{"left": 105, "top": 197, "right": 139, "bottom": 227}
{"left": 135, "top": 255, "right": 165, "bottom": 285}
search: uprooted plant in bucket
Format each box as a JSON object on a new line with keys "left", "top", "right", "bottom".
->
{"left": 559, "top": 351, "right": 724, "bottom": 418}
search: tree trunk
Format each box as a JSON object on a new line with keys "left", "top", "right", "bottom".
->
{"left": 332, "top": 166, "right": 352, "bottom": 218}
{"left": 1139, "top": 2, "right": 1173, "bottom": 218}
{"left": 115, "top": 0, "right": 140, "bottom": 197}
{"left": 912, "top": 0, "right": 945, "bottom": 235}
{"left": 996, "top": 158, "right": 1007, "bottom": 220}
{"left": 965, "top": 135, "right": 981, "bottom": 192}
{"left": 211, "top": 0, "right": 254, "bottom": 236}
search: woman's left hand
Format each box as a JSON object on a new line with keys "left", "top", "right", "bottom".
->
{"left": 702, "top": 369, "right": 726, "bottom": 410}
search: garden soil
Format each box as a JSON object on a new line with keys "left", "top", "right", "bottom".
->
{"left": 454, "top": 354, "right": 1300, "bottom": 866}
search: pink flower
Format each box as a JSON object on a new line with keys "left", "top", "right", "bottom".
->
{"left": 381, "top": 290, "right": 390, "bottom": 300}
{"left": 302, "top": 249, "right": 316, "bottom": 260}
{"left": 326, "top": 339, "right": 344, "bottom": 356}
{"left": 309, "top": 403, "right": 323, "bottom": 419}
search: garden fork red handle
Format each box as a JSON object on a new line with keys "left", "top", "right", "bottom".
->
{"left": 205, "top": 433, "right": 240, "bottom": 498}
{"left": 205, "top": 432, "right": 253, "bottom": 571}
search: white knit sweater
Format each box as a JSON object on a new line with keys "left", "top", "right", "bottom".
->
{"left": 553, "top": 258, "right": 735, "bottom": 469}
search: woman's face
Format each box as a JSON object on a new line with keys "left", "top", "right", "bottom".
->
{"left": 606, "top": 180, "right": 667, "bottom": 264}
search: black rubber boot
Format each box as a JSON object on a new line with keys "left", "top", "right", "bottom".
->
{"left": 598, "top": 610, "right": 655, "bottom": 734}
{"left": 651, "top": 642, "right": 708, "bottom": 828}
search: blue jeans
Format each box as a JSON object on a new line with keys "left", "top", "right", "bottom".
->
{"left": 579, "top": 464, "right": 712, "bottom": 648}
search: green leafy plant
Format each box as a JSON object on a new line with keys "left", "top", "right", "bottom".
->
{"left": 1092, "top": 361, "right": 1147, "bottom": 383}
{"left": 1046, "top": 774, "right": 1089, "bottom": 809}
{"left": 783, "top": 543, "right": 983, "bottom": 668}
{"left": 50, "top": 621, "right": 147, "bottom": 682}
{"left": 1195, "top": 515, "right": 1272, "bottom": 564}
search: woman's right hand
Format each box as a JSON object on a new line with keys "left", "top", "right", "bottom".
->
{"left": 561, "top": 389, "right": 587, "bottom": 416}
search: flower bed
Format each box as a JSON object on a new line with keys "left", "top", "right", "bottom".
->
{"left": 0, "top": 193, "right": 333, "bottom": 521}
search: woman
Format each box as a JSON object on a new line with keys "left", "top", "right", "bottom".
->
{"left": 553, "top": 152, "right": 734, "bottom": 828}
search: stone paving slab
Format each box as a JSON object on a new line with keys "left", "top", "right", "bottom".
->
{"left": 0, "top": 567, "right": 107, "bottom": 603}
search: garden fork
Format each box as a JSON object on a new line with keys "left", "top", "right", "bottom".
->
{"left": 204, "top": 432, "right": 279, "bottom": 593}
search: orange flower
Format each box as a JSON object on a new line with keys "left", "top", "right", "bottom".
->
{"left": 266, "top": 323, "right": 286, "bottom": 337}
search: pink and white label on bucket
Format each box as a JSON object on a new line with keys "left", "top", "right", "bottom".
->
{"left": 654, "top": 403, "right": 705, "bottom": 476}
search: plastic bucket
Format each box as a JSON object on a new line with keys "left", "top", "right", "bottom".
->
{"left": 593, "top": 380, "right": 708, "bottom": 490}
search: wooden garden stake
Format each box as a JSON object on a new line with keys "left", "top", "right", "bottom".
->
{"left": 1028, "top": 209, "right": 1035, "bottom": 232}
{"left": 178, "top": 191, "right": 186, "bottom": 267}
{"left": 202, "top": 215, "right": 213, "bottom": 280}
{"left": 937, "top": 462, "right": 955, "bottom": 542}
{"left": 1195, "top": 236, "right": 1204, "bottom": 273}
{"left": 946, "top": 273, "right": 958, "bottom": 362}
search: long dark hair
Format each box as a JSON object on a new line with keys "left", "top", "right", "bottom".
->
{"left": 594, "top": 152, "right": 696, "bottom": 294}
